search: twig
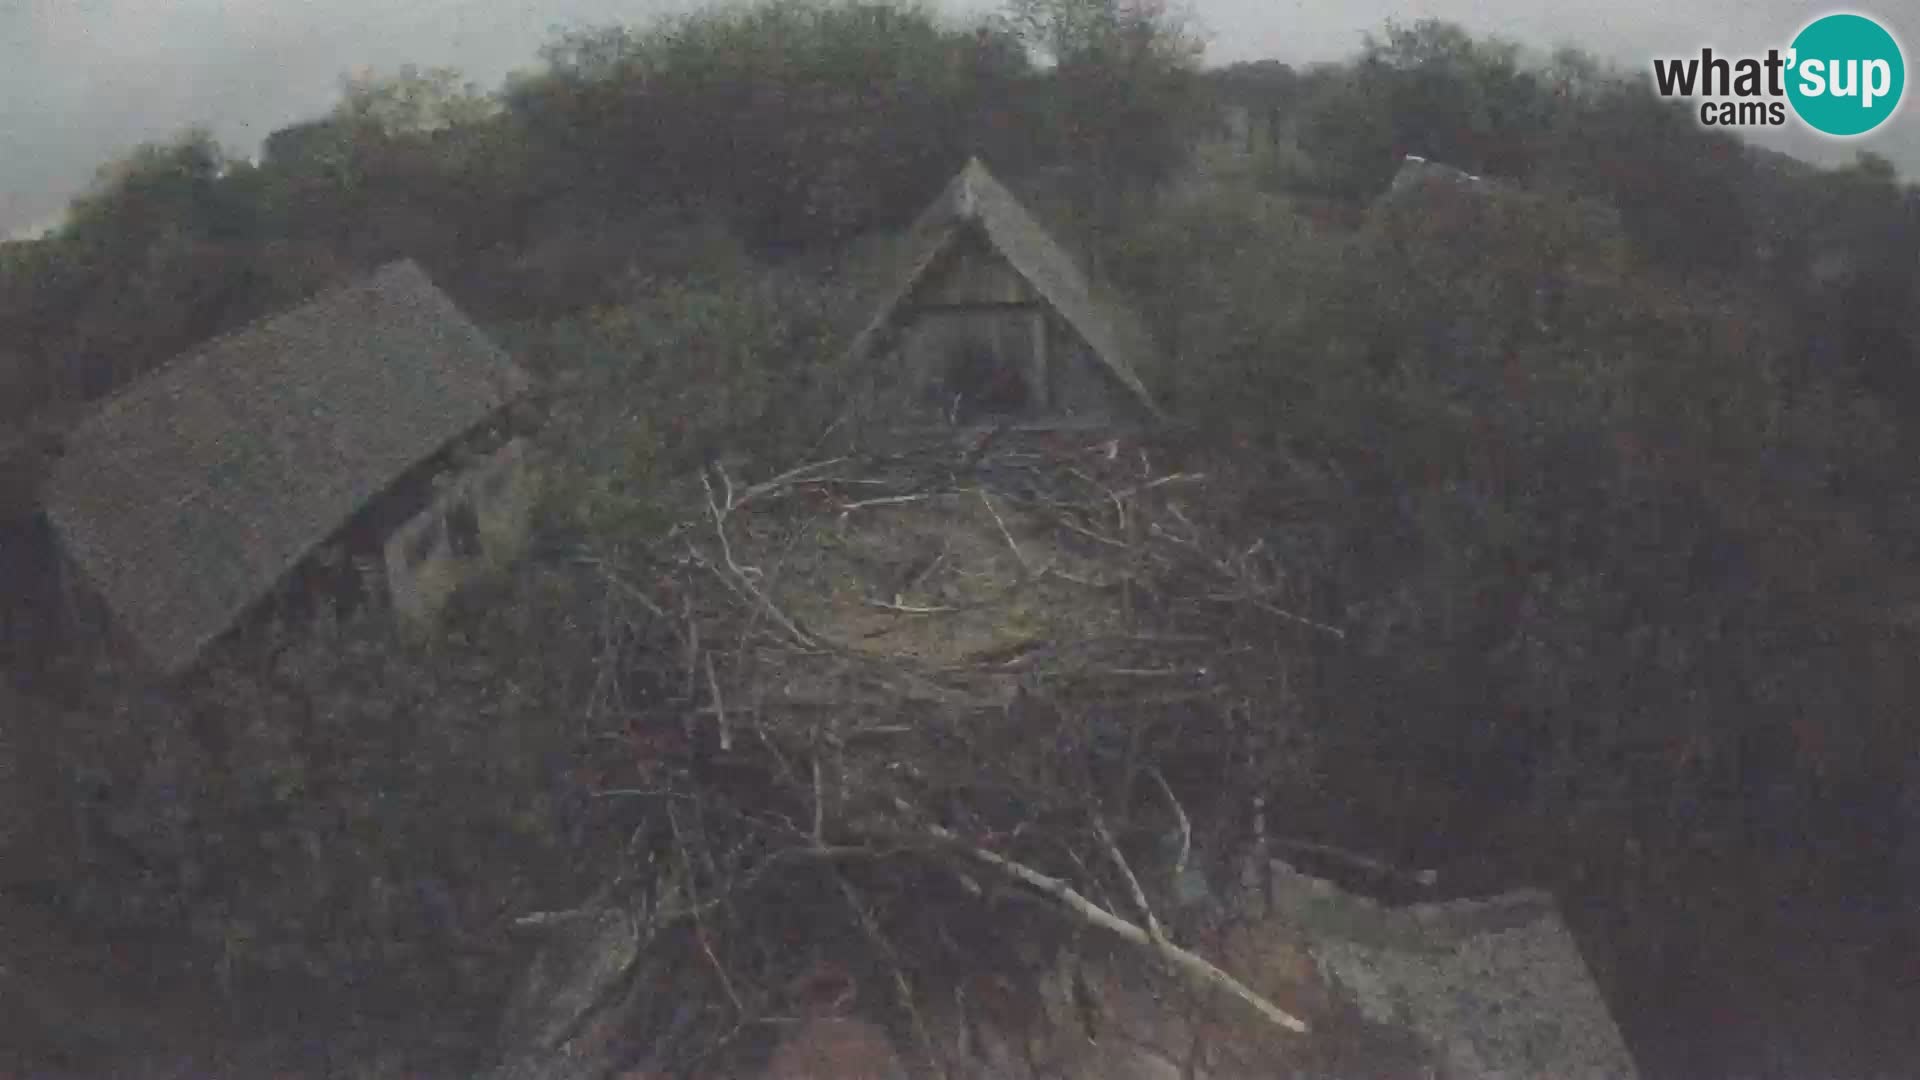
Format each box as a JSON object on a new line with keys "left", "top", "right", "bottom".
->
{"left": 811, "top": 753, "right": 825, "bottom": 847}
{"left": 1147, "top": 767, "right": 1190, "bottom": 882}
{"left": 1093, "top": 814, "right": 1166, "bottom": 945}
{"left": 924, "top": 823, "right": 1310, "bottom": 1035}
{"left": 900, "top": 547, "right": 949, "bottom": 597}
{"left": 1167, "top": 502, "right": 1202, "bottom": 545}
{"left": 668, "top": 804, "right": 743, "bottom": 1017}
{"left": 839, "top": 492, "right": 942, "bottom": 512}
{"left": 1140, "top": 472, "right": 1206, "bottom": 492}
{"left": 976, "top": 488, "right": 1029, "bottom": 573}
{"left": 689, "top": 543, "right": 818, "bottom": 650}
{"left": 734, "top": 457, "right": 848, "bottom": 508}
{"left": 1207, "top": 595, "right": 1347, "bottom": 639}
{"left": 705, "top": 652, "right": 731, "bottom": 752}
{"left": 1049, "top": 515, "right": 1130, "bottom": 550}
{"left": 509, "top": 908, "right": 600, "bottom": 934}
{"left": 863, "top": 597, "right": 957, "bottom": 614}
{"left": 1044, "top": 567, "right": 1115, "bottom": 589}
{"left": 834, "top": 874, "right": 950, "bottom": 1079}
{"left": 701, "top": 471, "right": 758, "bottom": 581}
{"left": 734, "top": 508, "right": 815, "bottom": 658}
{"left": 574, "top": 553, "right": 687, "bottom": 647}
{"left": 684, "top": 605, "right": 700, "bottom": 703}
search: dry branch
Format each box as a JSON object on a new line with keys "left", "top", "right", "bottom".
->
{"left": 733, "top": 457, "right": 847, "bottom": 509}
{"left": 863, "top": 598, "right": 957, "bottom": 615}
{"left": 839, "top": 492, "right": 943, "bottom": 512}
{"left": 705, "top": 652, "right": 731, "bottom": 752}
{"left": 835, "top": 874, "right": 949, "bottom": 1079}
{"left": 977, "top": 488, "right": 1030, "bottom": 573}
{"left": 1094, "top": 813, "right": 1166, "bottom": 945}
{"left": 1148, "top": 767, "right": 1191, "bottom": 882}
{"left": 925, "top": 822, "right": 1311, "bottom": 1036}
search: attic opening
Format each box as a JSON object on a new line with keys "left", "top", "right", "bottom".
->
{"left": 446, "top": 499, "right": 482, "bottom": 558}
{"left": 942, "top": 340, "right": 1031, "bottom": 420}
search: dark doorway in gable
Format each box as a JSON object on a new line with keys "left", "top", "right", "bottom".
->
{"left": 446, "top": 500, "right": 482, "bottom": 558}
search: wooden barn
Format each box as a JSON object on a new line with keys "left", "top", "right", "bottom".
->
{"left": 40, "top": 260, "right": 538, "bottom": 676}
{"left": 846, "top": 158, "right": 1161, "bottom": 427}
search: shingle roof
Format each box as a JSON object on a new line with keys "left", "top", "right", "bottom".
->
{"left": 1256, "top": 858, "right": 1640, "bottom": 1078}
{"left": 848, "top": 158, "right": 1161, "bottom": 418}
{"left": 44, "top": 260, "right": 529, "bottom": 674}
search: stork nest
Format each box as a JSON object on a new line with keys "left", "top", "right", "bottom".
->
{"left": 501, "top": 425, "right": 1361, "bottom": 1078}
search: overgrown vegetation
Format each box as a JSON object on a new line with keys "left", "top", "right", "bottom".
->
{"left": 4, "top": 1, "right": 1920, "bottom": 1075}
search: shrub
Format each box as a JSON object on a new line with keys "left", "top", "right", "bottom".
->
{"left": 1096, "top": 178, "right": 1919, "bottom": 875}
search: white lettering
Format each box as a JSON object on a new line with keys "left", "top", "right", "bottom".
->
{"left": 1830, "top": 58, "right": 1858, "bottom": 99}
{"left": 1800, "top": 57, "right": 1827, "bottom": 96}
{"left": 1863, "top": 59, "right": 1892, "bottom": 108}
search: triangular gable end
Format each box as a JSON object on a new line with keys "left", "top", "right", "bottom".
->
{"left": 850, "top": 159, "right": 1161, "bottom": 423}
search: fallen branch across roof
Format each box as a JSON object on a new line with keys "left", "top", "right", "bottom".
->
{"left": 923, "top": 819, "right": 1310, "bottom": 1036}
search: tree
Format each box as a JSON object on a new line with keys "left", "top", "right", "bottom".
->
{"left": 1295, "top": 19, "right": 1554, "bottom": 197}
{"left": 508, "top": 1, "right": 1041, "bottom": 251}
{"left": 1005, "top": 0, "right": 1208, "bottom": 212}
{"left": 1539, "top": 78, "right": 1752, "bottom": 276}
{"left": 49, "top": 130, "right": 264, "bottom": 400}
{"left": 335, "top": 65, "right": 502, "bottom": 138}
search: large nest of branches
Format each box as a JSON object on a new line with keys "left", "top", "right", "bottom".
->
{"left": 502, "top": 426, "right": 1397, "bottom": 1078}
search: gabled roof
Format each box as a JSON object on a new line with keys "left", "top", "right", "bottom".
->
{"left": 44, "top": 260, "right": 529, "bottom": 674}
{"left": 848, "top": 158, "right": 1161, "bottom": 418}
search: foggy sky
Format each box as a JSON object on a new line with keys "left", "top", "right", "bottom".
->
{"left": 3, "top": 0, "right": 1916, "bottom": 238}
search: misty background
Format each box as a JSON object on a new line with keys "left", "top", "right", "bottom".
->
{"left": 4, "top": 0, "right": 1915, "bottom": 239}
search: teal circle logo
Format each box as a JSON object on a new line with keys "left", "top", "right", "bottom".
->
{"left": 1786, "top": 13, "right": 1906, "bottom": 136}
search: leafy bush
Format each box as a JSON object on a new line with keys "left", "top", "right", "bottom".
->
{"left": 1099, "top": 178, "right": 1919, "bottom": 878}
{"left": 10, "top": 561, "right": 620, "bottom": 1068}
{"left": 514, "top": 241, "right": 870, "bottom": 552}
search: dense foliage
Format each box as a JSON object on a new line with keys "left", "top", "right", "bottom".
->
{"left": 1107, "top": 179, "right": 1918, "bottom": 875}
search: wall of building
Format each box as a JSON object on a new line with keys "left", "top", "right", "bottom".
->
{"left": 1044, "top": 326, "right": 1122, "bottom": 421}
{"left": 383, "top": 438, "right": 539, "bottom": 629}
{"left": 896, "top": 238, "right": 1121, "bottom": 424}
{"left": 900, "top": 242, "right": 1039, "bottom": 421}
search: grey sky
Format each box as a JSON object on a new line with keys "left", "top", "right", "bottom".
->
{"left": 3, "top": 0, "right": 1916, "bottom": 238}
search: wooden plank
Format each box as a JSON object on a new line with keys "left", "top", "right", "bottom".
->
{"left": 1030, "top": 308, "right": 1051, "bottom": 411}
